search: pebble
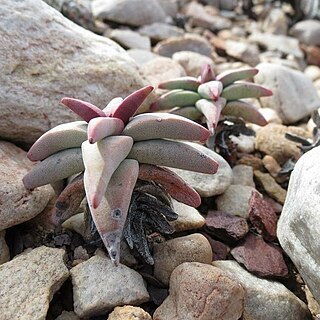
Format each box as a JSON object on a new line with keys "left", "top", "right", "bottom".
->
{"left": 141, "top": 56, "right": 186, "bottom": 87}
{"left": 169, "top": 142, "right": 233, "bottom": 197}
{"left": 70, "top": 255, "right": 149, "bottom": 318}
{"left": 92, "top": 0, "right": 167, "bottom": 27}
{"left": 232, "top": 164, "right": 255, "bottom": 187}
{"left": 255, "top": 63, "right": 320, "bottom": 124}
{"left": 127, "top": 49, "right": 158, "bottom": 65}
{"left": 205, "top": 210, "right": 249, "bottom": 243}
{"left": 0, "top": 141, "right": 54, "bottom": 231}
{"left": 170, "top": 199, "right": 205, "bottom": 232}
{"left": 109, "top": 29, "right": 151, "bottom": 50}
{"left": 225, "top": 40, "right": 260, "bottom": 66}
{"left": 172, "top": 51, "right": 215, "bottom": 77}
{"left": 305, "top": 65, "right": 320, "bottom": 81}
{"left": 260, "top": 7, "right": 288, "bottom": 35}
{"left": 0, "top": 246, "right": 69, "bottom": 320}
{"left": 215, "top": 185, "right": 259, "bottom": 218}
{"left": 255, "top": 123, "right": 311, "bottom": 165}
{"left": 278, "top": 146, "right": 320, "bottom": 305}
{"left": 258, "top": 107, "right": 282, "bottom": 124}
{"left": 289, "top": 20, "right": 320, "bottom": 46}
{"left": 214, "top": 260, "right": 311, "bottom": 320}
{"left": 153, "top": 34, "right": 214, "bottom": 58}
{"left": 158, "top": 0, "right": 179, "bottom": 17}
{"left": 153, "top": 262, "right": 244, "bottom": 320}
{"left": 248, "top": 191, "right": 278, "bottom": 241}
{"left": 203, "top": 234, "right": 230, "bottom": 260}
{"left": 107, "top": 305, "right": 152, "bottom": 320}
{"left": 153, "top": 233, "right": 213, "bottom": 286}
{"left": 0, "top": 230, "right": 10, "bottom": 265}
{"left": 138, "top": 23, "right": 184, "bottom": 42}
{"left": 254, "top": 170, "right": 287, "bottom": 204}
{"left": 231, "top": 233, "right": 288, "bottom": 278}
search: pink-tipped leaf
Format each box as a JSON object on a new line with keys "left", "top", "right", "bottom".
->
{"left": 61, "top": 97, "right": 106, "bottom": 122}
{"left": 216, "top": 68, "right": 259, "bottom": 87}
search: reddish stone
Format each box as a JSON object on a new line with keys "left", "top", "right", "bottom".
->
{"left": 205, "top": 210, "right": 249, "bottom": 243}
{"left": 202, "top": 233, "right": 229, "bottom": 260}
{"left": 302, "top": 45, "right": 320, "bottom": 66}
{"left": 249, "top": 191, "right": 278, "bottom": 241}
{"left": 231, "top": 233, "right": 288, "bottom": 278}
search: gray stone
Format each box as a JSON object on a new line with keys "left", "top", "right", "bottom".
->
{"left": 171, "top": 199, "right": 205, "bottom": 232}
{"left": 232, "top": 165, "right": 255, "bottom": 187}
{"left": 278, "top": 146, "right": 320, "bottom": 305}
{"left": 0, "top": 246, "right": 69, "bottom": 320}
{"left": 169, "top": 142, "right": 232, "bottom": 197}
{"left": 139, "top": 23, "right": 184, "bottom": 42}
{"left": 214, "top": 260, "right": 311, "bottom": 320}
{"left": 154, "top": 34, "right": 214, "bottom": 58}
{"left": 0, "top": 230, "right": 10, "bottom": 265}
{"left": 109, "top": 29, "right": 151, "bottom": 50}
{"left": 92, "top": 0, "right": 167, "bottom": 27}
{"left": 260, "top": 8, "right": 288, "bottom": 35}
{"left": 225, "top": 40, "right": 260, "bottom": 66}
{"left": 0, "top": 141, "right": 54, "bottom": 231}
{"left": 141, "top": 56, "right": 186, "bottom": 87}
{"left": 255, "top": 63, "right": 320, "bottom": 124}
{"left": 127, "top": 49, "right": 159, "bottom": 65}
{"left": 71, "top": 255, "right": 149, "bottom": 318}
{"left": 153, "top": 234, "right": 213, "bottom": 286}
{"left": 0, "top": 0, "right": 148, "bottom": 144}
{"left": 249, "top": 33, "right": 303, "bottom": 59}
{"left": 172, "top": 51, "right": 214, "bottom": 77}
{"left": 215, "top": 185, "right": 258, "bottom": 218}
{"left": 158, "top": 0, "right": 179, "bottom": 17}
{"left": 153, "top": 262, "right": 244, "bottom": 320}
{"left": 290, "top": 20, "right": 320, "bottom": 46}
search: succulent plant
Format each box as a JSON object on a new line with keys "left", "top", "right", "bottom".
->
{"left": 151, "top": 64, "right": 272, "bottom": 134}
{"left": 23, "top": 86, "right": 219, "bottom": 265}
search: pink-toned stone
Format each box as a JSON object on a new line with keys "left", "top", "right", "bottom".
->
{"left": 205, "top": 210, "right": 249, "bottom": 243}
{"left": 249, "top": 192, "right": 278, "bottom": 241}
{"left": 153, "top": 262, "right": 244, "bottom": 320}
{"left": 203, "top": 233, "right": 230, "bottom": 260}
{"left": 231, "top": 233, "right": 288, "bottom": 278}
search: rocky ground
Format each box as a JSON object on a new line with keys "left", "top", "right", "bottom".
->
{"left": 1, "top": 0, "right": 320, "bottom": 319}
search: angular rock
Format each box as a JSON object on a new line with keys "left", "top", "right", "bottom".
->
{"left": 153, "top": 262, "right": 244, "bottom": 320}
{"left": 231, "top": 233, "right": 288, "bottom": 278}
{"left": 249, "top": 33, "right": 303, "bottom": 59}
{"left": 108, "top": 306, "right": 152, "bottom": 320}
{"left": 183, "top": 2, "right": 232, "bottom": 31}
{"left": 254, "top": 170, "right": 287, "bottom": 204}
{"left": 225, "top": 40, "right": 260, "bottom": 66}
{"left": 92, "top": 0, "right": 167, "bottom": 27}
{"left": 215, "top": 185, "right": 258, "bottom": 218}
{"left": 277, "top": 146, "right": 320, "bottom": 304}
{"left": 169, "top": 142, "right": 233, "bottom": 197}
{"left": 0, "top": 246, "right": 69, "bottom": 320}
{"left": 249, "top": 192, "right": 278, "bottom": 241}
{"left": 0, "top": 230, "right": 10, "bottom": 265}
{"left": 0, "top": 141, "right": 54, "bottom": 231}
{"left": 153, "top": 233, "right": 213, "bottom": 286}
{"left": 205, "top": 210, "right": 249, "bottom": 243}
{"left": 109, "top": 29, "right": 151, "bottom": 50}
{"left": 139, "top": 23, "right": 184, "bottom": 42}
{"left": 171, "top": 200, "right": 205, "bottom": 232}
{"left": 214, "top": 260, "right": 311, "bottom": 320}
{"left": 172, "top": 51, "right": 214, "bottom": 77}
{"left": 255, "top": 123, "right": 311, "bottom": 165}
{"left": 289, "top": 20, "right": 320, "bottom": 46}
{"left": 0, "top": 0, "right": 148, "bottom": 144}
{"left": 203, "top": 234, "right": 230, "bottom": 260}
{"left": 154, "top": 34, "right": 214, "bottom": 58}
{"left": 255, "top": 63, "right": 320, "bottom": 124}
{"left": 71, "top": 255, "right": 149, "bottom": 318}
{"left": 141, "top": 56, "right": 186, "bottom": 87}
{"left": 232, "top": 164, "right": 255, "bottom": 187}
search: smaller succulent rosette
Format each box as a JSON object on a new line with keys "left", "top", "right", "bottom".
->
{"left": 151, "top": 64, "right": 272, "bottom": 134}
{"left": 23, "top": 86, "right": 219, "bottom": 265}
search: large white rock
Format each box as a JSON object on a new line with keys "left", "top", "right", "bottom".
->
{"left": 0, "top": 0, "right": 148, "bottom": 144}
{"left": 255, "top": 63, "right": 320, "bottom": 124}
{"left": 0, "top": 246, "right": 69, "bottom": 320}
{"left": 214, "top": 260, "right": 311, "bottom": 320}
{"left": 277, "top": 146, "right": 320, "bottom": 304}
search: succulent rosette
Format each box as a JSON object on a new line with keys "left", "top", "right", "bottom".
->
{"left": 151, "top": 64, "right": 272, "bottom": 134}
{"left": 23, "top": 86, "right": 218, "bottom": 265}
